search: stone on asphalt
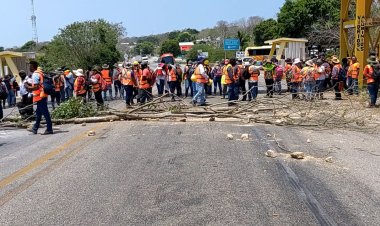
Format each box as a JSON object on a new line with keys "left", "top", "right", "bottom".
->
{"left": 290, "top": 152, "right": 305, "bottom": 159}
{"left": 82, "top": 123, "right": 86, "bottom": 127}
{"left": 265, "top": 150, "right": 277, "bottom": 158}
{"left": 307, "top": 139, "right": 311, "bottom": 143}
{"left": 227, "top": 134, "right": 234, "bottom": 140}
{"left": 209, "top": 117, "right": 215, "bottom": 122}
{"left": 179, "top": 119, "right": 186, "bottom": 122}
{"left": 241, "top": 134, "right": 249, "bottom": 140}
{"left": 88, "top": 131, "right": 96, "bottom": 136}
{"left": 325, "top": 157, "right": 333, "bottom": 163}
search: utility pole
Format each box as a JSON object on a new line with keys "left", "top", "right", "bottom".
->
{"left": 31, "top": 0, "right": 38, "bottom": 47}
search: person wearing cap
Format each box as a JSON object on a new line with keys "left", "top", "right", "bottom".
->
{"left": 120, "top": 62, "right": 137, "bottom": 107}
{"left": 314, "top": 59, "right": 326, "bottom": 99}
{"left": 291, "top": 58, "right": 303, "bottom": 99}
{"left": 113, "top": 64, "right": 123, "bottom": 100}
{"left": 363, "top": 54, "right": 380, "bottom": 107}
{"left": 101, "top": 64, "right": 113, "bottom": 101}
{"left": 192, "top": 57, "right": 209, "bottom": 106}
{"left": 263, "top": 59, "right": 276, "bottom": 98}
{"left": 154, "top": 63, "right": 166, "bottom": 96}
{"left": 25, "top": 61, "right": 53, "bottom": 135}
{"left": 284, "top": 58, "right": 293, "bottom": 92}
{"left": 347, "top": 56, "right": 360, "bottom": 95}
{"left": 90, "top": 66, "right": 104, "bottom": 107}
{"left": 221, "top": 59, "right": 229, "bottom": 99}
{"left": 203, "top": 60, "right": 212, "bottom": 96}
{"left": 63, "top": 69, "right": 74, "bottom": 101}
{"left": 211, "top": 61, "right": 223, "bottom": 96}
{"left": 183, "top": 60, "right": 194, "bottom": 98}
{"left": 247, "top": 63, "right": 261, "bottom": 101}
{"left": 74, "top": 69, "right": 87, "bottom": 102}
{"left": 331, "top": 57, "right": 344, "bottom": 100}
{"left": 301, "top": 60, "right": 316, "bottom": 101}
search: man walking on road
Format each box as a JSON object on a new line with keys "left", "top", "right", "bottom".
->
{"left": 192, "top": 57, "right": 208, "bottom": 106}
{"left": 26, "top": 61, "right": 53, "bottom": 135}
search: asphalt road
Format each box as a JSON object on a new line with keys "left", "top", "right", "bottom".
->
{"left": 0, "top": 120, "right": 379, "bottom": 225}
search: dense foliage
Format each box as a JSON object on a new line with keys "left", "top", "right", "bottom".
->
{"left": 42, "top": 19, "right": 123, "bottom": 71}
{"left": 52, "top": 98, "right": 97, "bottom": 119}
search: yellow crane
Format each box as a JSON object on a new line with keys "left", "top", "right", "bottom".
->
{"left": 340, "top": 0, "right": 380, "bottom": 88}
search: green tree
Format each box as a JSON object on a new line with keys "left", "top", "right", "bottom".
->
{"left": 177, "top": 32, "right": 194, "bottom": 42}
{"left": 17, "top": 41, "right": 37, "bottom": 52}
{"left": 277, "top": 0, "right": 340, "bottom": 38}
{"left": 237, "top": 31, "right": 251, "bottom": 51}
{"left": 43, "top": 19, "right": 123, "bottom": 70}
{"left": 253, "top": 19, "right": 279, "bottom": 46}
{"left": 160, "top": 39, "right": 181, "bottom": 57}
{"left": 0, "top": 46, "right": 4, "bottom": 52}
{"left": 135, "top": 41, "right": 155, "bottom": 55}
{"left": 167, "top": 31, "right": 181, "bottom": 40}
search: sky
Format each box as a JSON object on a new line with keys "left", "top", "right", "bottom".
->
{"left": 1, "top": 0, "right": 285, "bottom": 48}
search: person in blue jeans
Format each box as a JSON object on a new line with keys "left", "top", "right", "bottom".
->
{"left": 26, "top": 61, "right": 53, "bottom": 135}
{"left": 192, "top": 57, "right": 208, "bottom": 106}
{"left": 364, "top": 55, "right": 380, "bottom": 107}
{"left": 3, "top": 75, "right": 16, "bottom": 107}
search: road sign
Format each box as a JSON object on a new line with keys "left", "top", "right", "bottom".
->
{"left": 236, "top": 51, "right": 245, "bottom": 59}
{"left": 224, "top": 39, "right": 240, "bottom": 51}
{"left": 198, "top": 52, "right": 209, "bottom": 58}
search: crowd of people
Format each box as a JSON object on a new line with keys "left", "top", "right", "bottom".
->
{"left": 1, "top": 52, "right": 380, "bottom": 134}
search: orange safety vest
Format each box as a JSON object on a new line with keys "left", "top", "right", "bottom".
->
{"left": 91, "top": 73, "right": 102, "bottom": 92}
{"left": 291, "top": 65, "right": 302, "bottom": 83}
{"left": 248, "top": 66, "right": 259, "bottom": 82}
{"left": 223, "top": 64, "right": 233, "bottom": 84}
{"left": 134, "top": 69, "right": 142, "bottom": 87}
{"left": 121, "top": 69, "right": 135, "bottom": 86}
{"left": 168, "top": 69, "right": 177, "bottom": 82}
{"left": 32, "top": 71, "right": 48, "bottom": 103}
{"left": 139, "top": 69, "right": 151, "bottom": 89}
{"left": 234, "top": 65, "right": 242, "bottom": 81}
{"left": 74, "top": 76, "right": 86, "bottom": 95}
{"left": 363, "top": 64, "right": 375, "bottom": 84}
{"left": 53, "top": 76, "right": 63, "bottom": 92}
{"left": 101, "top": 69, "right": 112, "bottom": 85}
{"left": 313, "top": 65, "right": 323, "bottom": 80}
{"left": 348, "top": 62, "right": 360, "bottom": 79}
{"left": 194, "top": 65, "right": 208, "bottom": 83}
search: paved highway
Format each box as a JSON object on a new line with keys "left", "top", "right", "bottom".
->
{"left": 0, "top": 121, "right": 379, "bottom": 225}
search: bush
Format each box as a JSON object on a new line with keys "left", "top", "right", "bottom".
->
{"left": 52, "top": 98, "right": 97, "bottom": 119}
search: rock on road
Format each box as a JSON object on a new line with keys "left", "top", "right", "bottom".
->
{"left": 0, "top": 121, "right": 379, "bottom": 225}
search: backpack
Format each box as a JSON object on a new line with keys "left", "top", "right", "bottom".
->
{"left": 373, "top": 65, "right": 380, "bottom": 82}
{"left": 42, "top": 75, "right": 55, "bottom": 95}
{"left": 285, "top": 68, "right": 293, "bottom": 81}
{"left": 338, "top": 67, "right": 347, "bottom": 81}
{"left": 0, "top": 83, "right": 8, "bottom": 100}
{"left": 275, "top": 65, "right": 284, "bottom": 80}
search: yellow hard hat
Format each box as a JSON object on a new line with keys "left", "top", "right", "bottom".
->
{"left": 204, "top": 60, "right": 209, "bottom": 65}
{"left": 133, "top": 61, "right": 139, "bottom": 66}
